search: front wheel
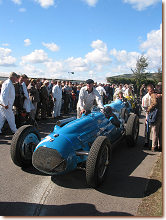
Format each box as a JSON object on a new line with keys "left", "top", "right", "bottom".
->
{"left": 86, "top": 136, "right": 111, "bottom": 188}
{"left": 10, "top": 125, "right": 41, "bottom": 167}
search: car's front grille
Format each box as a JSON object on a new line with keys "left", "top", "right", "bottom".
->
{"left": 32, "top": 146, "right": 66, "bottom": 174}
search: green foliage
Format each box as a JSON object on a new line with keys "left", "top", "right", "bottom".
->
{"left": 106, "top": 77, "right": 133, "bottom": 85}
{"left": 131, "top": 55, "right": 148, "bottom": 92}
{"left": 106, "top": 55, "right": 162, "bottom": 95}
{"left": 155, "top": 67, "right": 162, "bottom": 82}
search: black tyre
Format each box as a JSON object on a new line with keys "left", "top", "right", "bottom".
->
{"left": 134, "top": 104, "right": 141, "bottom": 117}
{"left": 86, "top": 136, "right": 111, "bottom": 188}
{"left": 121, "top": 108, "right": 129, "bottom": 123}
{"left": 10, "top": 125, "right": 41, "bottom": 167}
{"left": 125, "top": 114, "right": 139, "bottom": 147}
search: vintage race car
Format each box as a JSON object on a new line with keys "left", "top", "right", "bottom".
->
{"left": 11, "top": 103, "right": 139, "bottom": 188}
{"left": 105, "top": 99, "right": 131, "bottom": 123}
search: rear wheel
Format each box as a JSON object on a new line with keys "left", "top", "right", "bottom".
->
{"left": 121, "top": 108, "right": 129, "bottom": 123}
{"left": 125, "top": 114, "right": 139, "bottom": 147}
{"left": 134, "top": 104, "right": 141, "bottom": 117}
{"left": 86, "top": 136, "right": 111, "bottom": 188}
{"left": 10, "top": 125, "right": 41, "bottom": 167}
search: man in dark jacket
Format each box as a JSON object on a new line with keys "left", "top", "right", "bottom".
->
{"left": 40, "top": 80, "right": 49, "bottom": 119}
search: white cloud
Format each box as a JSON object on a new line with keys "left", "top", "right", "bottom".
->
{"left": 21, "top": 49, "right": 49, "bottom": 64}
{"left": 24, "top": 39, "right": 31, "bottom": 46}
{"left": 0, "top": 47, "right": 16, "bottom": 66}
{"left": 4, "top": 24, "right": 162, "bottom": 82}
{"left": 34, "top": 0, "right": 54, "bottom": 8}
{"left": 20, "top": 40, "right": 112, "bottom": 81}
{"left": 44, "top": 57, "right": 88, "bottom": 76}
{"left": 110, "top": 49, "right": 140, "bottom": 68}
{"left": 109, "top": 25, "right": 162, "bottom": 74}
{"left": 20, "top": 64, "right": 44, "bottom": 77}
{"left": 42, "top": 42, "right": 59, "bottom": 52}
{"left": 140, "top": 24, "right": 162, "bottom": 69}
{"left": 19, "top": 8, "right": 26, "bottom": 12}
{"left": 44, "top": 60, "right": 71, "bottom": 79}
{"left": 85, "top": 40, "right": 111, "bottom": 64}
{"left": 65, "top": 57, "right": 89, "bottom": 72}
{"left": 11, "top": 0, "right": 21, "bottom": 5}
{"left": 123, "top": 0, "right": 161, "bottom": 11}
{"left": 140, "top": 24, "right": 162, "bottom": 51}
{"left": 45, "top": 61, "right": 64, "bottom": 73}
{"left": 83, "top": 0, "right": 98, "bottom": 7}
{"left": 110, "top": 49, "right": 141, "bottom": 73}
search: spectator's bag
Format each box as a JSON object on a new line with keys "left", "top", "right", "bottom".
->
{"left": 148, "top": 108, "right": 158, "bottom": 125}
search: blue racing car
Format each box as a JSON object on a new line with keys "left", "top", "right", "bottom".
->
{"left": 11, "top": 102, "right": 139, "bottom": 188}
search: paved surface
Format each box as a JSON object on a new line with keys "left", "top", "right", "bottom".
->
{"left": 0, "top": 112, "right": 161, "bottom": 216}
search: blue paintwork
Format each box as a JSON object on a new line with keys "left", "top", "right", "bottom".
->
{"left": 105, "top": 99, "right": 131, "bottom": 114}
{"left": 33, "top": 101, "right": 127, "bottom": 175}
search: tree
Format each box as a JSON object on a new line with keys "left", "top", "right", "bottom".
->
{"left": 155, "top": 67, "right": 162, "bottom": 83}
{"left": 107, "top": 77, "right": 132, "bottom": 85}
{"left": 131, "top": 55, "right": 148, "bottom": 94}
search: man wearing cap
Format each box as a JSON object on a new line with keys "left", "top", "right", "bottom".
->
{"left": 0, "top": 72, "right": 18, "bottom": 134}
{"left": 52, "top": 80, "right": 62, "bottom": 119}
{"left": 77, "top": 79, "right": 104, "bottom": 118}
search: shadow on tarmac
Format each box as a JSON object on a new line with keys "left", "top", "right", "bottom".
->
{"left": 51, "top": 137, "right": 161, "bottom": 198}
{"left": 0, "top": 201, "right": 133, "bottom": 216}
{"left": 21, "top": 165, "right": 49, "bottom": 176}
{"left": 0, "top": 135, "right": 12, "bottom": 145}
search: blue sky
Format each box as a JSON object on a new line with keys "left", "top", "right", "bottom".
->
{"left": 0, "top": 0, "right": 162, "bottom": 82}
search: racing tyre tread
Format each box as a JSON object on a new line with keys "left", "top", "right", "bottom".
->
{"left": 121, "top": 108, "right": 129, "bottom": 123}
{"left": 86, "top": 136, "right": 111, "bottom": 188}
{"left": 125, "top": 114, "right": 139, "bottom": 147}
{"left": 11, "top": 125, "right": 41, "bottom": 167}
{"left": 135, "top": 104, "right": 141, "bottom": 117}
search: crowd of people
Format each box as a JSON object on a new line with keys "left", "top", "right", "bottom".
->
{"left": 0, "top": 73, "right": 136, "bottom": 123}
{"left": 0, "top": 72, "right": 162, "bottom": 152}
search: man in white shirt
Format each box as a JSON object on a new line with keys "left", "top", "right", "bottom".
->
{"left": 0, "top": 72, "right": 18, "bottom": 134}
{"left": 52, "top": 80, "right": 62, "bottom": 119}
{"left": 142, "top": 84, "right": 154, "bottom": 147}
{"left": 142, "top": 88, "right": 152, "bottom": 112}
{"left": 124, "top": 85, "right": 133, "bottom": 97}
{"left": 77, "top": 79, "right": 104, "bottom": 118}
{"left": 21, "top": 74, "right": 33, "bottom": 113}
{"left": 96, "top": 83, "right": 106, "bottom": 102}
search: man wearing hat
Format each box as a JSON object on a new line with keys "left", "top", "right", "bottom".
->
{"left": 77, "top": 79, "right": 104, "bottom": 118}
{"left": 0, "top": 72, "right": 18, "bottom": 134}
